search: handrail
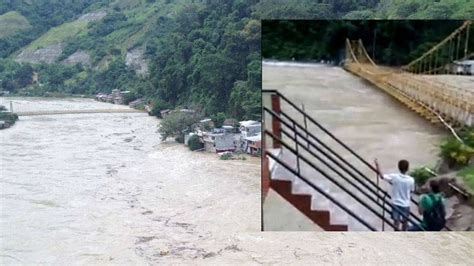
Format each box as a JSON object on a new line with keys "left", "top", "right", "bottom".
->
{"left": 263, "top": 89, "right": 452, "bottom": 231}
{"left": 278, "top": 108, "right": 423, "bottom": 224}
{"left": 265, "top": 107, "right": 423, "bottom": 229}
{"left": 279, "top": 111, "right": 389, "bottom": 199}
{"left": 263, "top": 89, "right": 420, "bottom": 206}
{"left": 265, "top": 130, "right": 377, "bottom": 231}
{"left": 278, "top": 126, "right": 398, "bottom": 229}
{"left": 264, "top": 90, "right": 388, "bottom": 189}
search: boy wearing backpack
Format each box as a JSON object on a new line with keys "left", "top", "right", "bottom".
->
{"left": 409, "top": 180, "right": 446, "bottom": 231}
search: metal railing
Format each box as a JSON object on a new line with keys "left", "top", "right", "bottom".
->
{"left": 265, "top": 108, "right": 424, "bottom": 230}
{"left": 263, "top": 89, "right": 436, "bottom": 231}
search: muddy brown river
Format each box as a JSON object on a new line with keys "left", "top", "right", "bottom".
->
{"left": 0, "top": 97, "right": 472, "bottom": 264}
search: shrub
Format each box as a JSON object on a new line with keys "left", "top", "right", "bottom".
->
{"left": 122, "top": 92, "right": 138, "bottom": 105}
{"left": 150, "top": 98, "right": 172, "bottom": 118}
{"left": 458, "top": 166, "right": 474, "bottom": 193}
{"left": 409, "top": 167, "right": 436, "bottom": 186}
{"left": 188, "top": 135, "right": 203, "bottom": 151}
{"left": 220, "top": 153, "right": 232, "bottom": 160}
{"left": 211, "top": 112, "right": 226, "bottom": 128}
{"left": 440, "top": 134, "right": 474, "bottom": 168}
{"left": 158, "top": 111, "right": 201, "bottom": 141}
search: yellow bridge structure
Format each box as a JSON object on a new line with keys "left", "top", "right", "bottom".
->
{"left": 344, "top": 20, "right": 473, "bottom": 137}
{"left": 16, "top": 109, "right": 146, "bottom": 116}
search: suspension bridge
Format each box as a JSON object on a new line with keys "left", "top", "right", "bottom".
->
{"left": 14, "top": 108, "right": 145, "bottom": 116}
{"left": 344, "top": 20, "right": 473, "bottom": 136}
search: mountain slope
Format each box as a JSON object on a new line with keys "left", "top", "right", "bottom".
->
{"left": 0, "top": 0, "right": 261, "bottom": 120}
{"left": 1, "top": 0, "right": 472, "bottom": 120}
{"left": 0, "top": 11, "right": 31, "bottom": 38}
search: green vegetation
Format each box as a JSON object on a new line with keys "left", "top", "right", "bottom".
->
{"left": 219, "top": 152, "right": 247, "bottom": 160}
{"left": 0, "top": 108, "right": 18, "bottom": 129}
{"left": 439, "top": 130, "right": 474, "bottom": 169}
{"left": 0, "top": 1, "right": 107, "bottom": 58}
{"left": 254, "top": 0, "right": 474, "bottom": 19}
{"left": 0, "top": 11, "right": 31, "bottom": 38}
{"left": 188, "top": 135, "right": 203, "bottom": 151}
{"left": 220, "top": 153, "right": 233, "bottom": 160}
{"left": 24, "top": 20, "right": 89, "bottom": 52}
{"left": 211, "top": 113, "right": 226, "bottom": 129}
{"left": 263, "top": 20, "right": 473, "bottom": 66}
{"left": 458, "top": 166, "right": 474, "bottom": 193}
{"left": 158, "top": 111, "right": 202, "bottom": 141}
{"left": 0, "top": 59, "right": 34, "bottom": 92}
{"left": 378, "top": 0, "right": 474, "bottom": 19}
{"left": 1, "top": 1, "right": 473, "bottom": 122}
{"left": 435, "top": 129, "right": 474, "bottom": 193}
{"left": 0, "top": 1, "right": 261, "bottom": 121}
{"left": 409, "top": 167, "right": 436, "bottom": 186}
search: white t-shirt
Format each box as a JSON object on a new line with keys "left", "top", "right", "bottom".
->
{"left": 383, "top": 173, "right": 415, "bottom": 207}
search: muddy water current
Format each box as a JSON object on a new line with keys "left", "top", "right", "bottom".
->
{"left": 0, "top": 97, "right": 260, "bottom": 264}
{"left": 0, "top": 96, "right": 472, "bottom": 264}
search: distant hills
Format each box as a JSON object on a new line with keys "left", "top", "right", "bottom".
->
{"left": 0, "top": 0, "right": 472, "bottom": 120}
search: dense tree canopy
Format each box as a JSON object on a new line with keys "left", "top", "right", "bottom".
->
{"left": 1, "top": 0, "right": 473, "bottom": 121}
{"left": 0, "top": 0, "right": 261, "bottom": 120}
{"left": 262, "top": 20, "right": 472, "bottom": 66}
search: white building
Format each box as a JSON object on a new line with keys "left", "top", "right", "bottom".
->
{"left": 450, "top": 60, "right": 474, "bottom": 75}
{"left": 243, "top": 134, "right": 261, "bottom": 155}
{"left": 239, "top": 120, "right": 261, "bottom": 138}
{"left": 202, "top": 130, "right": 237, "bottom": 153}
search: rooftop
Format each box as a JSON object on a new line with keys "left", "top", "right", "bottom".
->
{"left": 240, "top": 120, "right": 260, "bottom": 127}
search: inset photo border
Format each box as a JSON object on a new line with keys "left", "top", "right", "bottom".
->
{"left": 261, "top": 20, "right": 474, "bottom": 232}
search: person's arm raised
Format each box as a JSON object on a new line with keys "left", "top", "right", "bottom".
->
{"left": 374, "top": 158, "right": 392, "bottom": 183}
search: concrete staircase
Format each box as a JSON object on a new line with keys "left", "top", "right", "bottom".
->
{"left": 268, "top": 147, "right": 391, "bottom": 231}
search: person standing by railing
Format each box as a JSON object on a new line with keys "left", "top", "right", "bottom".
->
{"left": 408, "top": 180, "right": 446, "bottom": 231}
{"left": 374, "top": 159, "right": 415, "bottom": 231}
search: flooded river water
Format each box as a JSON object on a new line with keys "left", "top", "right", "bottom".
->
{"left": 1, "top": 97, "right": 472, "bottom": 264}
{"left": 0, "top": 97, "right": 260, "bottom": 264}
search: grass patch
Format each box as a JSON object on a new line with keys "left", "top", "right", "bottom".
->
{"left": 24, "top": 20, "right": 89, "bottom": 52}
{"left": 0, "top": 11, "right": 31, "bottom": 38}
{"left": 458, "top": 166, "right": 474, "bottom": 193}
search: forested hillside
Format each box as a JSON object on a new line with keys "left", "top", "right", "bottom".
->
{"left": 0, "top": 0, "right": 473, "bottom": 120}
{"left": 262, "top": 20, "right": 473, "bottom": 66}
{"left": 0, "top": 0, "right": 260, "bottom": 120}
{"left": 254, "top": 0, "right": 474, "bottom": 19}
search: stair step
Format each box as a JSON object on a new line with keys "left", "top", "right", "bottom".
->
{"left": 272, "top": 163, "right": 295, "bottom": 181}
{"left": 266, "top": 148, "right": 281, "bottom": 171}
{"left": 270, "top": 148, "right": 297, "bottom": 181}
{"left": 270, "top": 178, "right": 348, "bottom": 231}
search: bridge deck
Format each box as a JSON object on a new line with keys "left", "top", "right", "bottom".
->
{"left": 345, "top": 39, "right": 473, "bottom": 129}
{"left": 16, "top": 109, "right": 146, "bottom": 116}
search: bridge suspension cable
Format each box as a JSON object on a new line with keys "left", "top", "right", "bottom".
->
{"left": 404, "top": 20, "right": 473, "bottom": 75}
{"left": 344, "top": 32, "right": 473, "bottom": 137}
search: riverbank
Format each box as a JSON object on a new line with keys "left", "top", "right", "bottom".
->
{"left": 0, "top": 104, "right": 18, "bottom": 129}
{"left": 0, "top": 112, "right": 18, "bottom": 129}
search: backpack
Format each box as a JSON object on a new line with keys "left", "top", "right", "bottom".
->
{"left": 424, "top": 194, "right": 446, "bottom": 231}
